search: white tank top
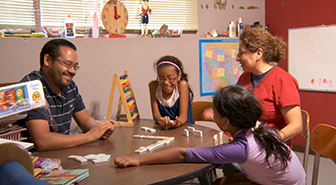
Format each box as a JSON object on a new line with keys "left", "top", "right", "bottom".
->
{"left": 155, "top": 85, "right": 179, "bottom": 108}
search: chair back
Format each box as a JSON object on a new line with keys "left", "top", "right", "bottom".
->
{"left": 0, "top": 143, "right": 33, "bottom": 175}
{"left": 301, "top": 110, "right": 310, "bottom": 173}
{"left": 191, "top": 101, "right": 213, "bottom": 121}
{"left": 310, "top": 123, "right": 336, "bottom": 185}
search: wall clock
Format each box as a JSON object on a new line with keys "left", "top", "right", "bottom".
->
{"left": 102, "top": 0, "right": 128, "bottom": 35}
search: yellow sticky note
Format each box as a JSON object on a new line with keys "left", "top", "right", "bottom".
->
{"left": 205, "top": 49, "right": 212, "bottom": 58}
{"left": 217, "top": 55, "right": 224, "bottom": 62}
{"left": 231, "top": 49, "right": 237, "bottom": 57}
{"left": 218, "top": 68, "right": 225, "bottom": 77}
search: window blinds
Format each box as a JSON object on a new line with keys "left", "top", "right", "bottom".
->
{"left": 0, "top": 0, "right": 198, "bottom": 31}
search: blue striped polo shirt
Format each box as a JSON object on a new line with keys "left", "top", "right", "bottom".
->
{"left": 20, "top": 70, "right": 85, "bottom": 134}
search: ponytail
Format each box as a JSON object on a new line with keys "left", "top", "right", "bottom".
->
{"left": 213, "top": 86, "right": 291, "bottom": 170}
{"left": 253, "top": 123, "right": 291, "bottom": 170}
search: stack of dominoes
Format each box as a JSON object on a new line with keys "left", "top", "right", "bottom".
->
{"left": 213, "top": 131, "right": 225, "bottom": 146}
{"left": 133, "top": 134, "right": 175, "bottom": 154}
{"left": 184, "top": 126, "right": 203, "bottom": 137}
{"left": 141, "top": 126, "right": 156, "bottom": 133}
{"left": 68, "top": 153, "right": 111, "bottom": 164}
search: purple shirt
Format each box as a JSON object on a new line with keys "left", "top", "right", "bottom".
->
{"left": 186, "top": 129, "right": 306, "bottom": 185}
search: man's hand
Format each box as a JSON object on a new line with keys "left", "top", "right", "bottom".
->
{"left": 101, "top": 120, "right": 115, "bottom": 139}
{"left": 86, "top": 120, "right": 114, "bottom": 140}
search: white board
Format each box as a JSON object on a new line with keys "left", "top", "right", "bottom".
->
{"left": 288, "top": 25, "right": 336, "bottom": 92}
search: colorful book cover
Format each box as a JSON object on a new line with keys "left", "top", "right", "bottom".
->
{"left": 32, "top": 157, "right": 63, "bottom": 174}
{"left": 39, "top": 169, "right": 89, "bottom": 185}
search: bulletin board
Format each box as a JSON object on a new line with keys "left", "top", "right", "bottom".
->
{"left": 199, "top": 39, "right": 243, "bottom": 96}
{"left": 288, "top": 25, "right": 336, "bottom": 92}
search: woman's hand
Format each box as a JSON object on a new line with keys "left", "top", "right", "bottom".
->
{"left": 203, "top": 108, "right": 214, "bottom": 121}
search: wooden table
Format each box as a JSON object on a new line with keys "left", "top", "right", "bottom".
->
{"left": 34, "top": 119, "right": 228, "bottom": 185}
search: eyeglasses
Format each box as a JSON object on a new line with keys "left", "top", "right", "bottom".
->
{"left": 55, "top": 58, "right": 80, "bottom": 71}
{"left": 157, "top": 76, "right": 177, "bottom": 83}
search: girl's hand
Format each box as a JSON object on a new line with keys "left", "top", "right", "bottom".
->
{"left": 114, "top": 156, "right": 140, "bottom": 168}
{"left": 158, "top": 116, "right": 170, "bottom": 130}
{"left": 170, "top": 117, "right": 183, "bottom": 128}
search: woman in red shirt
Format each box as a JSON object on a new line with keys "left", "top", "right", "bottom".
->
{"left": 204, "top": 27, "right": 302, "bottom": 147}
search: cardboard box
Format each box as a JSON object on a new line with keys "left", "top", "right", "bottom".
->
{"left": 0, "top": 80, "right": 46, "bottom": 119}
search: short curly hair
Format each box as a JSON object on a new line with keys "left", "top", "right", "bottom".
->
{"left": 240, "top": 28, "right": 286, "bottom": 64}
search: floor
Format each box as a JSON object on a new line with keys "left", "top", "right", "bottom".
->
{"left": 193, "top": 121, "right": 336, "bottom": 185}
{"left": 295, "top": 151, "right": 336, "bottom": 185}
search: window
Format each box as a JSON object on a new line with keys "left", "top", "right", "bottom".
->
{"left": 121, "top": 0, "right": 198, "bottom": 31}
{"left": 0, "top": 0, "right": 35, "bottom": 26}
{"left": 0, "top": 0, "right": 198, "bottom": 32}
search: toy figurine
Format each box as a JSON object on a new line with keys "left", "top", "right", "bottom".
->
{"left": 139, "top": 0, "right": 152, "bottom": 36}
{"left": 214, "top": 0, "right": 227, "bottom": 10}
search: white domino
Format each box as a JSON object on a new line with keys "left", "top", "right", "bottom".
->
{"left": 155, "top": 140, "right": 165, "bottom": 147}
{"left": 135, "top": 146, "right": 147, "bottom": 154}
{"left": 194, "top": 130, "right": 203, "bottom": 137}
{"left": 141, "top": 126, "right": 150, "bottom": 131}
{"left": 133, "top": 135, "right": 175, "bottom": 153}
{"left": 146, "top": 144, "right": 158, "bottom": 151}
{"left": 184, "top": 127, "right": 203, "bottom": 137}
{"left": 154, "top": 136, "right": 169, "bottom": 140}
{"left": 67, "top": 155, "right": 82, "bottom": 159}
{"left": 141, "top": 126, "right": 156, "bottom": 133}
{"left": 83, "top": 154, "right": 98, "bottom": 160}
{"left": 167, "top": 137, "right": 175, "bottom": 142}
{"left": 213, "top": 134, "right": 219, "bottom": 146}
{"left": 219, "top": 131, "right": 224, "bottom": 145}
{"left": 93, "top": 157, "right": 109, "bottom": 164}
{"left": 74, "top": 157, "right": 88, "bottom": 163}
{"left": 70, "top": 154, "right": 111, "bottom": 164}
{"left": 148, "top": 128, "right": 156, "bottom": 133}
{"left": 184, "top": 129, "right": 189, "bottom": 136}
{"left": 187, "top": 126, "right": 195, "bottom": 132}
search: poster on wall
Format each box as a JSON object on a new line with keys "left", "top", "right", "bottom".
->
{"left": 199, "top": 39, "right": 243, "bottom": 96}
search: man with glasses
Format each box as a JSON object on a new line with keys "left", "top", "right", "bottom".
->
{"left": 20, "top": 39, "right": 114, "bottom": 152}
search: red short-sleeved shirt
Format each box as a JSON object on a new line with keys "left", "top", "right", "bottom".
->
{"left": 237, "top": 66, "right": 300, "bottom": 146}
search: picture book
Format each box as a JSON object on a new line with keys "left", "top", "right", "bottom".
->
{"left": 32, "top": 157, "right": 62, "bottom": 174}
{"left": 39, "top": 169, "right": 89, "bottom": 185}
{"left": 0, "top": 138, "right": 34, "bottom": 150}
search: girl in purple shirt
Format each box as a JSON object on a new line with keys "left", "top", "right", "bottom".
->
{"left": 114, "top": 86, "right": 306, "bottom": 185}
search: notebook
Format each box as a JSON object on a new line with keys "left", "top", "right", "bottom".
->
{"left": 0, "top": 138, "right": 34, "bottom": 150}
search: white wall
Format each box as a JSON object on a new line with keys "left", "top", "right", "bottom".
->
{"left": 0, "top": 0, "right": 264, "bottom": 120}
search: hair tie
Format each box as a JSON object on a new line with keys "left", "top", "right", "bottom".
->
{"left": 252, "top": 121, "right": 261, "bottom": 131}
{"left": 158, "top": 61, "right": 181, "bottom": 74}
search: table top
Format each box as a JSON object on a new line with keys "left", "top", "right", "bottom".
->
{"left": 34, "top": 119, "right": 228, "bottom": 185}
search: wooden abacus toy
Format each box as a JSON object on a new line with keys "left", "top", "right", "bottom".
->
{"left": 106, "top": 70, "right": 139, "bottom": 127}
